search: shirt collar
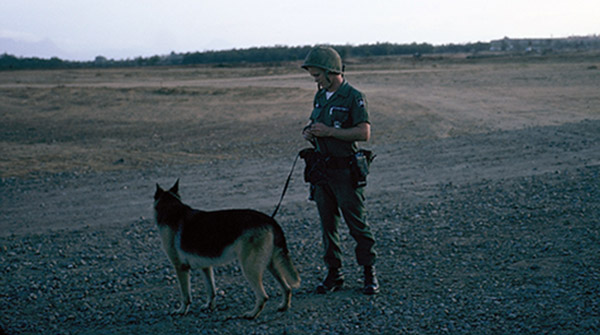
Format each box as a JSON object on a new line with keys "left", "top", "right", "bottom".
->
{"left": 318, "top": 80, "right": 350, "bottom": 100}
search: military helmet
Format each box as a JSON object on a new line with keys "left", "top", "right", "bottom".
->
{"left": 302, "top": 46, "right": 343, "bottom": 74}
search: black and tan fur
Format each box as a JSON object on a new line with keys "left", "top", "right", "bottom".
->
{"left": 153, "top": 180, "right": 300, "bottom": 319}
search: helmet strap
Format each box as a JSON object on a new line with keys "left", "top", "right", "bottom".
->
{"left": 315, "top": 68, "right": 339, "bottom": 91}
{"left": 324, "top": 70, "right": 332, "bottom": 89}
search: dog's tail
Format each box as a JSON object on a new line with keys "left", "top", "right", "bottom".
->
{"left": 271, "top": 224, "right": 301, "bottom": 288}
{"left": 272, "top": 247, "right": 301, "bottom": 288}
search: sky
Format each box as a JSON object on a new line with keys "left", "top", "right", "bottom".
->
{"left": 1, "top": 0, "right": 598, "bottom": 61}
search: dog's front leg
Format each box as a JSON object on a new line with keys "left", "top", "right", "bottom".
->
{"left": 201, "top": 267, "right": 216, "bottom": 310}
{"left": 174, "top": 264, "right": 192, "bottom": 315}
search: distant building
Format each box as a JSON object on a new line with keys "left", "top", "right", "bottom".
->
{"left": 490, "top": 36, "right": 600, "bottom": 52}
{"left": 94, "top": 55, "right": 108, "bottom": 64}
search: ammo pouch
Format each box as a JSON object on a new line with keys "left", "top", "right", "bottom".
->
{"left": 350, "top": 149, "right": 375, "bottom": 188}
{"left": 299, "top": 148, "right": 328, "bottom": 186}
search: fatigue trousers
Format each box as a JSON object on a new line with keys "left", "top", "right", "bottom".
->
{"left": 314, "top": 167, "right": 376, "bottom": 269}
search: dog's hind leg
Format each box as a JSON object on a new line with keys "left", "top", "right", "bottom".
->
{"left": 174, "top": 264, "right": 192, "bottom": 315}
{"left": 201, "top": 267, "right": 216, "bottom": 310}
{"left": 239, "top": 241, "right": 271, "bottom": 319}
{"left": 240, "top": 263, "right": 268, "bottom": 319}
{"left": 268, "top": 262, "right": 292, "bottom": 312}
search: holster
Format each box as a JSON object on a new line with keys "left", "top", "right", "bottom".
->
{"left": 350, "top": 149, "right": 375, "bottom": 188}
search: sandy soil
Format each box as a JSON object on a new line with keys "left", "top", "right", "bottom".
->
{"left": 1, "top": 52, "right": 599, "bottom": 334}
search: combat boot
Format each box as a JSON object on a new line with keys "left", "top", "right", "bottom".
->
{"left": 316, "top": 267, "right": 344, "bottom": 294}
{"left": 363, "top": 265, "right": 380, "bottom": 295}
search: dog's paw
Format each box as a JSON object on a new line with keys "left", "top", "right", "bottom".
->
{"left": 201, "top": 299, "right": 216, "bottom": 311}
{"left": 277, "top": 303, "right": 290, "bottom": 312}
{"left": 172, "top": 303, "right": 190, "bottom": 315}
{"left": 242, "top": 311, "right": 260, "bottom": 320}
{"left": 277, "top": 291, "right": 292, "bottom": 312}
{"left": 241, "top": 298, "right": 267, "bottom": 320}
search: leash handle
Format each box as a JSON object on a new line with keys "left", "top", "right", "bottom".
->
{"left": 271, "top": 153, "right": 301, "bottom": 218}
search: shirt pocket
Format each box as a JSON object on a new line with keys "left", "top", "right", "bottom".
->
{"left": 329, "top": 106, "right": 351, "bottom": 128}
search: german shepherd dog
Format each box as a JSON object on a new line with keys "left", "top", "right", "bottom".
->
{"left": 153, "top": 180, "right": 300, "bottom": 319}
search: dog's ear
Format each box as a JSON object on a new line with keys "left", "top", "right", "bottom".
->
{"left": 154, "top": 183, "right": 164, "bottom": 200}
{"left": 169, "top": 179, "right": 180, "bottom": 195}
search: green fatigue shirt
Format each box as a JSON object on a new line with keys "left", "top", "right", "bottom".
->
{"left": 309, "top": 80, "right": 369, "bottom": 157}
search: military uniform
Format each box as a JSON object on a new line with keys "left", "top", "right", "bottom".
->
{"left": 309, "top": 80, "right": 377, "bottom": 269}
{"left": 302, "top": 45, "right": 379, "bottom": 295}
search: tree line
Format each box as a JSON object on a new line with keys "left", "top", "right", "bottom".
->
{"left": 0, "top": 41, "right": 501, "bottom": 71}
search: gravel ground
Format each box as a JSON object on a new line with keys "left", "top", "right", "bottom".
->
{"left": 1, "top": 119, "right": 599, "bottom": 334}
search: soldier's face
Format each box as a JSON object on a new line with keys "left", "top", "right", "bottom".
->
{"left": 307, "top": 67, "right": 330, "bottom": 90}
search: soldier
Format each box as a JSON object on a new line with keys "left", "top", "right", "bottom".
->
{"left": 301, "top": 46, "right": 379, "bottom": 295}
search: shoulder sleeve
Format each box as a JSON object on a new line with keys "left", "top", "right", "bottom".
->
{"left": 351, "top": 90, "right": 369, "bottom": 126}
